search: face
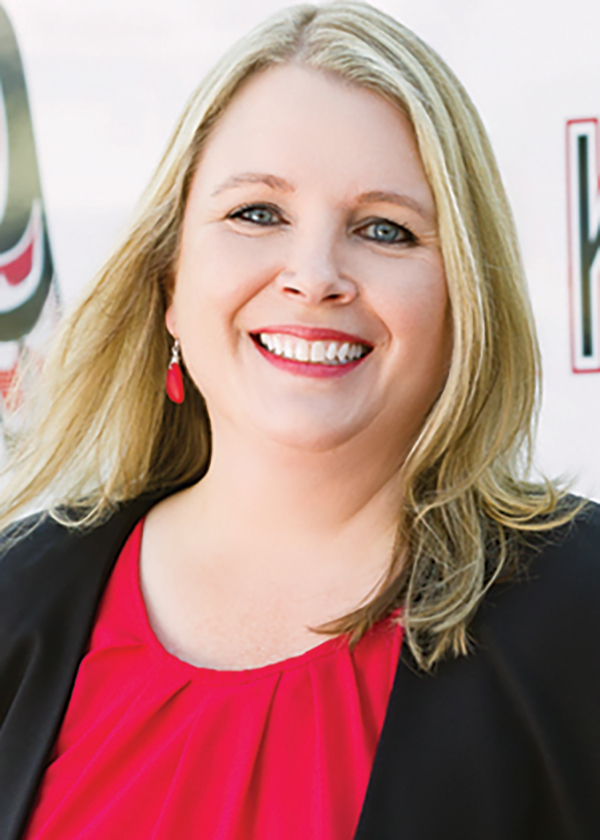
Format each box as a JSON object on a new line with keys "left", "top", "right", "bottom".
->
{"left": 167, "top": 64, "right": 451, "bottom": 456}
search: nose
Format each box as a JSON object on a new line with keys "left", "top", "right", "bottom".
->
{"left": 276, "top": 231, "right": 357, "bottom": 306}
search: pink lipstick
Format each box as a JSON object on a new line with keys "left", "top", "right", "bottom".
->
{"left": 250, "top": 325, "right": 373, "bottom": 378}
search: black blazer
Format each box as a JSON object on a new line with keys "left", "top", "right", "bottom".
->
{"left": 1, "top": 496, "right": 600, "bottom": 840}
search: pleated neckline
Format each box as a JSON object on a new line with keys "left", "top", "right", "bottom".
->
{"left": 24, "top": 515, "right": 404, "bottom": 840}
{"left": 117, "top": 517, "right": 399, "bottom": 686}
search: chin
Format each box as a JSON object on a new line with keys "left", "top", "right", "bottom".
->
{"left": 250, "top": 410, "right": 369, "bottom": 453}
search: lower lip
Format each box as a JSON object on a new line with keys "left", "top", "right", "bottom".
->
{"left": 253, "top": 339, "right": 369, "bottom": 378}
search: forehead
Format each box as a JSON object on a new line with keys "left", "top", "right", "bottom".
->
{"left": 191, "top": 63, "right": 434, "bottom": 210}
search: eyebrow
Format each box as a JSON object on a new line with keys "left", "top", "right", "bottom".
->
{"left": 211, "top": 172, "right": 294, "bottom": 196}
{"left": 211, "top": 173, "right": 433, "bottom": 219}
{"left": 354, "top": 190, "right": 432, "bottom": 220}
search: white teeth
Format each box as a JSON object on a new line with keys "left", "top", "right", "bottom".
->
{"left": 310, "top": 341, "right": 326, "bottom": 362}
{"left": 283, "top": 337, "right": 294, "bottom": 359}
{"left": 325, "top": 342, "right": 338, "bottom": 361}
{"left": 337, "top": 342, "right": 349, "bottom": 362}
{"left": 294, "top": 339, "right": 309, "bottom": 362}
{"left": 256, "top": 333, "right": 369, "bottom": 365}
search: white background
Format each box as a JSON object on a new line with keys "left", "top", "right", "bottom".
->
{"left": 3, "top": 0, "right": 599, "bottom": 499}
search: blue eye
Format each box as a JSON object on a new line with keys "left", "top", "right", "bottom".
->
{"left": 359, "top": 220, "right": 415, "bottom": 245}
{"left": 229, "top": 204, "right": 281, "bottom": 226}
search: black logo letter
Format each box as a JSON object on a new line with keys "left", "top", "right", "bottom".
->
{"left": 567, "top": 119, "right": 600, "bottom": 372}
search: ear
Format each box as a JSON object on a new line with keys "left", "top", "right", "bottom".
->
{"left": 165, "top": 304, "right": 177, "bottom": 339}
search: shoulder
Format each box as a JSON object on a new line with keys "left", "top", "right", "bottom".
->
{"left": 531, "top": 497, "right": 600, "bottom": 566}
{"left": 0, "top": 514, "right": 86, "bottom": 654}
{"left": 0, "top": 513, "right": 79, "bottom": 600}
{"left": 477, "top": 498, "right": 600, "bottom": 667}
{"left": 0, "top": 511, "right": 76, "bottom": 567}
{"left": 0, "top": 496, "right": 156, "bottom": 637}
{"left": 499, "top": 498, "right": 600, "bottom": 609}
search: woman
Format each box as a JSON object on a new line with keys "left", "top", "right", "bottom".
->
{"left": 1, "top": 2, "right": 599, "bottom": 839}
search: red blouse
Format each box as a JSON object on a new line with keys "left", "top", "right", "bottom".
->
{"left": 24, "top": 519, "right": 403, "bottom": 840}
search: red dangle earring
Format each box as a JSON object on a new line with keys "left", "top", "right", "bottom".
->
{"left": 165, "top": 338, "right": 185, "bottom": 404}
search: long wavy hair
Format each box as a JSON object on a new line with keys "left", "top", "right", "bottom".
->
{"left": 0, "top": 1, "right": 578, "bottom": 669}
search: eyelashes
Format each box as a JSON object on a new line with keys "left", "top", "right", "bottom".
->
{"left": 227, "top": 204, "right": 282, "bottom": 227}
{"left": 355, "top": 219, "right": 416, "bottom": 246}
{"left": 226, "top": 203, "right": 418, "bottom": 246}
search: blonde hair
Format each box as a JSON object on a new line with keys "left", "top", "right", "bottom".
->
{"left": 1, "top": 1, "right": 579, "bottom": 669}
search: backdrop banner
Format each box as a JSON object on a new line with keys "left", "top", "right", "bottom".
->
{"left": 0, "top": 6, "right": 59, "bottom": 439}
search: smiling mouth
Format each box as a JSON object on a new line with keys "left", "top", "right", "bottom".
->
{"left": 251, "top": 332, "right": 372, "bottom": 366}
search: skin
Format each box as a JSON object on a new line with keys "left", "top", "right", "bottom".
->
{"left": 141, "top": 63, "right": 451, "bottom": 670}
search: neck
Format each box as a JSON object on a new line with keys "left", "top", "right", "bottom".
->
{"left": 175, "top": 417, "right": 407, "bottom": 584}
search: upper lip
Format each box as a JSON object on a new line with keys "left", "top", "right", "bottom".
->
{"left": 250, "top": 325, "right": 374, "bottom": 347}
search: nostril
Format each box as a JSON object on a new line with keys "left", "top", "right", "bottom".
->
{"left": 279, "top": 275, "right": 356, "bottom": 303}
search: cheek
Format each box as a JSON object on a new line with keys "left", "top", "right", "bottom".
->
{"left": 174, "top": 229, "right": 284, "bottom": 320}
{"left": 170, "top": 231, "right": 287, "bottom": 395}
{"left": 363, "top": 253, "right": 451, "bottom": 413}
{"left": 356, "top": 250, "right": 449, "bottom": 346}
